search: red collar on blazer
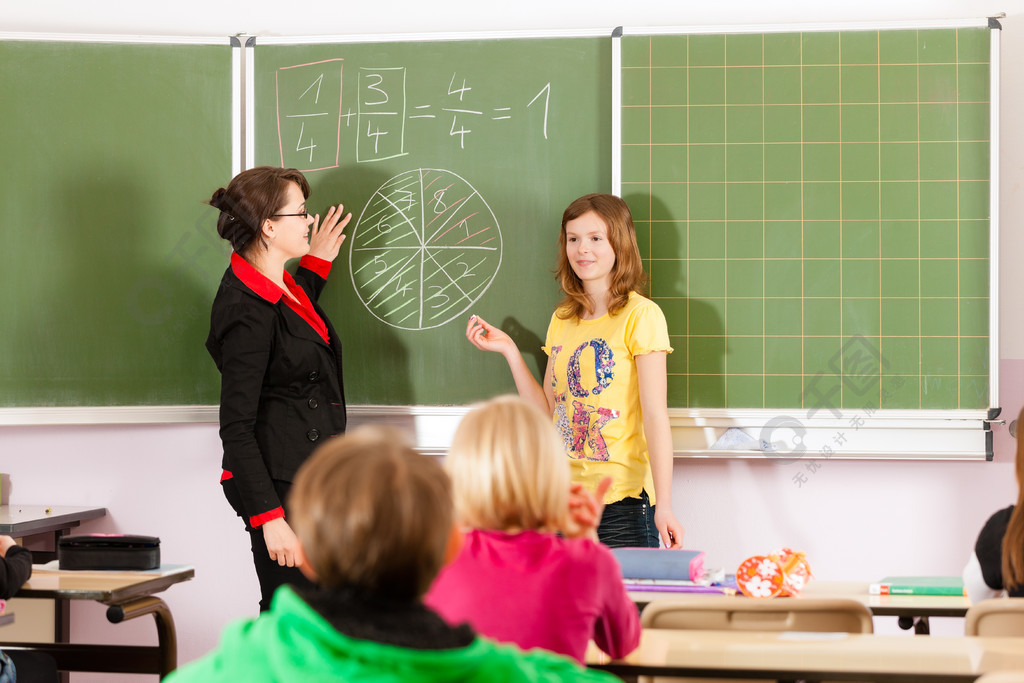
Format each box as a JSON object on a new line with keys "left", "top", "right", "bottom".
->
{"left": 230, "top": 252, "right": 330, "bottom": 343}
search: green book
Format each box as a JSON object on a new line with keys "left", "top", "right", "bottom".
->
{"left": 868, "top": 576, "right": 965, "bottom": 596}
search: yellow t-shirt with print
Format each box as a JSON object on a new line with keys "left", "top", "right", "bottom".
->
{"left": 542, "top": 292, "right": 673, "bottom": 506}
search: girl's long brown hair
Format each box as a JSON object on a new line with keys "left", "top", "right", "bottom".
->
{"left": 554, "top": 193, "right": 647, "bottom": 320}
{"left": 1003, "top": 405, "right": 1024, "bottom": 590}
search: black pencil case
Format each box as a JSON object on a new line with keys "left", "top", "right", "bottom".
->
{"left": 58, "top": 534, "right": 160, "bottom": 570}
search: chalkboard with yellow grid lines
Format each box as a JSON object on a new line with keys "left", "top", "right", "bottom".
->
{"left": 619, "top": 26, "right": 992, "bottom": 412}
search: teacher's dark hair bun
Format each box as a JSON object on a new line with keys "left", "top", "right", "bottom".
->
{"left": 208, "top": 167, "right": 311, "bottom": 258}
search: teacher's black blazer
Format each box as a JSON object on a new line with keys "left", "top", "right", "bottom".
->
{"left": 206, "top": 255, "right": 346, "bottom": 522}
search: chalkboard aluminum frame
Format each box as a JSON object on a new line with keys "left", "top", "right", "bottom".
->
{"left": 611, "top": 18, "right": 1000, "bottom": 459}
{"left": 0, "top": 24, "right": 1002, "bottom": 462}
{"left": 0, "top": 31, "right": 237, "bottom": 425}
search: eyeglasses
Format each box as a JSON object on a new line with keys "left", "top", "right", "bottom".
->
{"left": 271, "top": 211, "right": 309, "bottom": 219}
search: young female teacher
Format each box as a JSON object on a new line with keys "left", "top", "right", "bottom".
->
{"left": 206, "top": 166, "right": 351, "bottom": 611}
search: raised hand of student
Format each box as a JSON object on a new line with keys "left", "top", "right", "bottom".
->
{"left": 262, "top": 518, "right": 304, "bottom": 568}
{"left": 654, "top": 507, "right": 685, "bottom": 550}
{"left": 465, "top": 314, "right": 518, "bottom": 356}
{"left": 307, "top": 204, "right": 351, "bottom": 262}
{"left": 563, "top": 477, "right": 612, "bottom": 540}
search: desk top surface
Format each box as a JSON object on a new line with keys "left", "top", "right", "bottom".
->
{"left": 804, "top": 580, "right": 970, "bottom": 616}
{"left": 0, "top": 505, "right": 107, "bottom": 537}
{"left": 0, "top": 613, "right": 12, "bottom": 627}
{"left": 587, "top": 629, "right": 1024, "bottom": 682}
{"left": 19, "top": 564, "right": 194, "bottom": 604}
{"left": 630, "top": 580, "right": 970, "bottom": 618}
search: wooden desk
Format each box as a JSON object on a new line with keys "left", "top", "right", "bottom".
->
{"left": 630, "top": 581, "right": 970, "bottom": 634}
{"left": 0, "top": 564, "right": 194, "bottom": 679}
{"left": 0, "top": 504, "right": 107, "bottom": 662}
{"left": 0, "top": 505, "right": 107, "bottom": 543}
{"left": 587, "top": 629, "right": 1024, "bottom": 682}
{"left": 806, "top": 580, "right": 969, "bottom": 634}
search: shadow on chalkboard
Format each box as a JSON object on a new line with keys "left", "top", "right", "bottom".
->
{"left": 133, "top": 180, "right": 223, "bottom": 403}
{"left": 31, "top": 171, "right": 221, "bottom": 405}
{"left": 365, "top": 322, "right": 413, "bottom": 405}
{"left": 623, "top": 193, "right": 725, "bottom": 408}
{"left": 502, "top": 316, "right": 546, "bottom": 377}
{"left": 311, "top": 164, "right": 416, "bottom": 406}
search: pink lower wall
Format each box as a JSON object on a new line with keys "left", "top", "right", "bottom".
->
{"left": 2, "top": 423, "right": 257, "bottom": 682}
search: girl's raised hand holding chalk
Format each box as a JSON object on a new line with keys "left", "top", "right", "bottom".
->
{"left": 465, "top": 314, "right": 517, "bottom": 355}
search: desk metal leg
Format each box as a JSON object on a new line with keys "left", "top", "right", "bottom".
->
{"left": 56, "top": 599, "right": 70, "bottom": 683}
{"left": 2, "top": 643, "right": 168, "bottom": 676}
{"left": 1, "top": 596, "right": 179, "bottom": 680}
{"left": 53, "top": 531, "right": 71, "bottom": 683}
{"left": 107, "top": 596, "right": 178, "bottom": 678}
{"left": 23, "top": 528, "right": 72, "bottom": 682}
{"left": 897, "top": 615, "right": 931, "bottom": 635}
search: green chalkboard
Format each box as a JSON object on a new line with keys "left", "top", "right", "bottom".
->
{"left": 0, "top": 39, "right": 232, "bottom": 407}
{"left": 12, "top": 28, "right": 981, "bottom": 413}
{"left": 619, "top": 26, "right": 993, "bottom": 411}
{"left": 254, "top": 36, "right": 611, "bottom": 405}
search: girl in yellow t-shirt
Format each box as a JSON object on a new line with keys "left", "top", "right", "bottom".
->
{"left": 466, "top": 193, "right": 684, "bottom": 549}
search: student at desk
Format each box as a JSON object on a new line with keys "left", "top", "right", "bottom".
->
{"left": 424, "top": 396, "right": 640, "bottom": 664}
{"left": 0, "top": 535, "right": 57, "bottom": 683}
{"left": 964, "top": 405, "right": 1024, "bottom": 602}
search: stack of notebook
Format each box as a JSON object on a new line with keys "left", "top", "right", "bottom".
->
{"left": 868, "top": 576, "right": 966, "bottom": 596}
{"left": 612, "top": 548, "right": 736, "bottom": 594}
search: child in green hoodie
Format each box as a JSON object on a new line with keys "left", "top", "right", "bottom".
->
{"left": 165, "top": 426, "right": 619, "bottom": 683}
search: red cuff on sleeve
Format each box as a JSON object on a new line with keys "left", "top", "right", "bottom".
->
{"left": 220, "top": 470, "right": 233, "bottom": 482}
{"left": 250, "top": 507, "right": 285, "bottom": 528}
{"left": 299, "top": 255, "right": 332, "bottom": 279}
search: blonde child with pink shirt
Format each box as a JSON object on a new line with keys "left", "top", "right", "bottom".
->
{"left": 424, "top": 395, "right": 640, "bottom": 664}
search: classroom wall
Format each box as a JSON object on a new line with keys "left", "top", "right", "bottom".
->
{"left": 3, "top": 0, "right": 1024, "bottom": 678}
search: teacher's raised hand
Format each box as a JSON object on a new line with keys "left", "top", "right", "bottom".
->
{"left": 307, "top": 204, "right": 351, "bottom": 262}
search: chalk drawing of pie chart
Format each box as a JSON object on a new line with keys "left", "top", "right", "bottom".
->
{"left": 349, "top": 168, "right": 502, "bottom": 330}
